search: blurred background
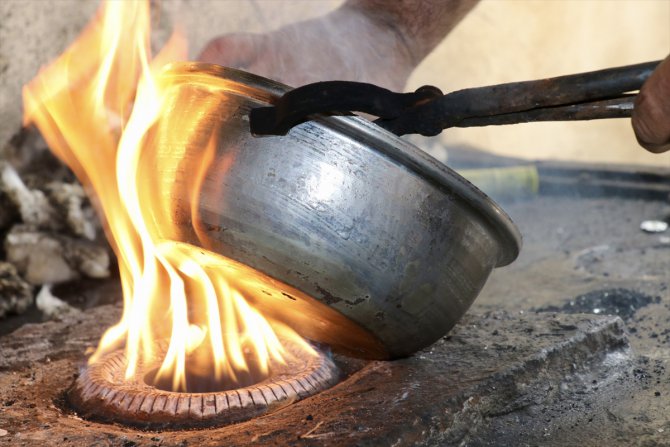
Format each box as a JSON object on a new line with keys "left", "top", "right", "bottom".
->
{"left": 1, "top": 0, "right": 669, "bottom": 166}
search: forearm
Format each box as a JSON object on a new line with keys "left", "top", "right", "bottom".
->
{"left": 343, "top": 0, "right": 479, "bottom": 65}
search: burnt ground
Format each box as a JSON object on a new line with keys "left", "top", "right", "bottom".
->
{"left": 472, "top": 195, "right": 670, "bottom": 446}
{"left": 535, "top": 288, "right": 660, "bottom": 321}
{"left": 1, "top": 190, "right": 669, "bottom": 445}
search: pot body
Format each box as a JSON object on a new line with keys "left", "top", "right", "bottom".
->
{"left": 139, "top": 63, "right": 522, "bottom": 359}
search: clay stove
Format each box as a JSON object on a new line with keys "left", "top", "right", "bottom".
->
{"left": 67, "top": 339, "right": 337, "bottom": 428}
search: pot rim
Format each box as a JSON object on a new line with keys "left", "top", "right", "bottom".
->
{"left": 161, "top": 62, "right": 522, "bottom": 267}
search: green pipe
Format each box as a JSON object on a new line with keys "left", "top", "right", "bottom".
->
{"left": 456, "top": 165, "right": 540, "bottom": 199}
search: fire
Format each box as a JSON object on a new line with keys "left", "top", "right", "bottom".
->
{"left": 23, "top": 0, "right": 315, "bottom": 391}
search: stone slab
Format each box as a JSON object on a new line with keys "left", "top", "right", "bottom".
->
{"left": 0, "top": 305, "right": 642, "bottom": 446}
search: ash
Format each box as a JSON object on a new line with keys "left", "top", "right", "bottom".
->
{"left": 0, "top": 128, "right": 110, "bottom": 320}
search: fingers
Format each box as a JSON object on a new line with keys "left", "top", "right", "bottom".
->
{"left": 197, "top": 34, "right": 262, "bottom": 69}
{"left": 632, "top": 55, "right": 670, "bottom": 153}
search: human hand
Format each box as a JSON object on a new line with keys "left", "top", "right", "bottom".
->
{"left": 632, "top": 55, "right": 670, "bottom": 153}
{"left": 198, "top": 6, "right": 415, "bottom": 91}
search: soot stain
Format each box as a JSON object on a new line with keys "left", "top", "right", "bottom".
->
{"left": 315, "top": 286, "right": 343, "bottom": 306}
{"left": 535, "top": 288, "right": 660, "bottom": 321}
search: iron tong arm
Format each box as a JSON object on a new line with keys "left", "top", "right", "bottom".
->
{"left": 249, "top": 60, "right": 661, "bottom": 137}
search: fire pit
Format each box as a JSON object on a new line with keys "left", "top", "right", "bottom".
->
{"left": 67, "top": 340, "right": 337, "bottom": 429}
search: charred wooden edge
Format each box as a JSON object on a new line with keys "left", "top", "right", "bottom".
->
{"left": 66, "top": 345, "right": 339, "bottom": 430}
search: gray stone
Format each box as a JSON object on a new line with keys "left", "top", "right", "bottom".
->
{"left": 4, "top": 224, "right": 109, "bottom": 285}
{"left": 0, "top": 192, "right": 18, "bottom": 232}
{"left": 0, "top": 161, "right": 57, "bottom": 229}
{"left": 45, "top": 182, "right": 98, "bottom": 241}
{"left": 0, "top": 161, "right": 100, "bottom": 240}
{"left": 35, "top": 284, "right": 79, "bottom": 320}
{"left": 0, "top": 261, "right": 32, "bottom": 319}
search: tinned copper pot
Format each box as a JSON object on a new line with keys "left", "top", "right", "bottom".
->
{"left": 138, "top": 62, "right": 522, "bottom": 359}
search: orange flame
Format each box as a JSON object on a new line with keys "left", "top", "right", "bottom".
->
{"left": 23, "top": 0, "right": 315, "bottom": 392}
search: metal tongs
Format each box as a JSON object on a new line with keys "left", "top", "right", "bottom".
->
{"left": 250, "top": 60, "right": 661, "bottom": 137}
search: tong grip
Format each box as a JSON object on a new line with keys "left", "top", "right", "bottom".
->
{"left": 250, "top": 82, "right": 442, "bottom": 136}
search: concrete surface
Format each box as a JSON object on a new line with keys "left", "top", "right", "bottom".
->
{"left": 0, "top": 177, "right": 669, "bottom": 446}
{"left": 2, "top": 0, "right": 669, "bottom": 166}
{"left": 0, "top": 304, "right": 647, "bottom": 446}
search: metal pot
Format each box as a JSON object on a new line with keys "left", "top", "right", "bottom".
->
{"left": 138, "top": 62, "right": 522, "bottom": 360}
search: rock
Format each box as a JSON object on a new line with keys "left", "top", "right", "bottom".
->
{"left": 640, "top": 220, "right": 668, "bottom": 233}
{"left": 0, "top": 261, "right": 33, "bottom": 319}
{"left": 0, "top": 160, "right": 101, "bottom": 241}
{"left": 0, "top": 190, "right": 19, "bottom": 231}
{"left": 0, "top": 161, "right": 57, "bottom": 229}
{"left": 61, "top": 233, "right": 110, "bottom": 279}
{"left": 4, "top": 224, "right": 110, "bottom": 285}
{"left": 35, "top": 284, "right": 79, "bottom": 319}
{"left": 45, "top": 181, "right": 98, "bottom": 240}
